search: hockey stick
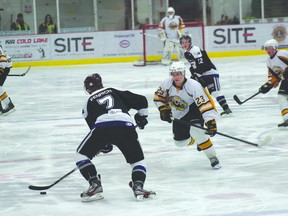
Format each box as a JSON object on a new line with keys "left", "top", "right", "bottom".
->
{"left": 8, "top": 65, "right": 31, "bottom": 77}
{"left": 172, "top": 118, "right": 270, "bottom": 147}
{"left": 140, "top": 32, "right": 179, "bottom": 43}
{"left": 233, "top": 91, "right": 261, "bottom": 105}
{"left": 28, "top": 167, "right": 78, "bottom": 191}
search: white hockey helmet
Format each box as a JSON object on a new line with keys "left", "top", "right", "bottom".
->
{"left": 167, "top": 7, "right": 175, "bottom": 18}
{"left": 169, "top": 61, "right": 186, "bottom": 76}
{"left": 264, "top": 39, "right": 278, "bottom": 50}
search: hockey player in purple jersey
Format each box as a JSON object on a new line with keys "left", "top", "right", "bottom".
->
{"left": 75, "top": 73, "right": 155, "bottom": 202}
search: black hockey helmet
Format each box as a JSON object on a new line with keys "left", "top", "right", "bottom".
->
{"left": 180, "top": 35, "right": 192, "bottom": 45}
{"left": 84, "top": 73, "right": 103, "bottom": 94}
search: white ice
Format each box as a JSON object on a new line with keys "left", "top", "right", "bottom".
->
{"left": 0, "top": 55, "right": 288, "bottom": 216}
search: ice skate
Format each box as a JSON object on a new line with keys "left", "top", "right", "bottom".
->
{"left": 81, "top": 176, "right": 103, "bottom": 202}
{"left": 278, "top": 119, "right": 288, "bottom": 128}
{"left": 1, "top": 99, "right": 15, "bottom": 116}
{"left": 209, "top": 156, "right": 221, "bottom": 169}
{"left": 220, "top": 108, "right": 232, "bottom": 117}
{"left": 129, "top": 181, "right": 156, "bottom": 201}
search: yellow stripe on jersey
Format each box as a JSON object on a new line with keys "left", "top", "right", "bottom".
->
{"left": 198, "top": 139, "right": 212, "bottom": 150}
{"left": 281, "top": 108, "right": 288, "bottom": 116}
{"left": 0, "top": 55, "right": 8, "bottom": 63}
{"left": 197, "top": 87, "right": 217, "bottom": 114}
{"left": 153, "top": 94, "right": 167, "bottom": 103}
{"left": 198, "top": 101, "right": 214, "bottom": 114}
{"left": 203, "top": 88, "right": 217, "bottom": 111}
{"left": 0, "top": 92, "right": 8, "bottom": 100}
{"left": 278, "top": 56, "right": 288, "bottom": 64}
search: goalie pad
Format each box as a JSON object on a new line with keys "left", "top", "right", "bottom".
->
{"left": 157, "top": 28, "right": 167, "bottom": 41}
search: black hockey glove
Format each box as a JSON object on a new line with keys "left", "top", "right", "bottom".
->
{"left": 184, "top": 51, "right": 194, "bottom": 61}
{"left": 205, "top": 119, "right": 217, "bottom": 137}
{"left": 97, "top": 144, "right": 113, "bottom": 155}
{"left": 283, "top": 67, "right": 288, "bottom": 80}
{"left": 158, "top": 104, "right": 172, "bottom": 123}
{"left": 134, "top": 113, "right": 148, "bottom": 129}
{"left": 259, "top": 82, "right": 273, "bottom": 94}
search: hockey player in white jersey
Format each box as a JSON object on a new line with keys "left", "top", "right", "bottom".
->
{"left": 258, "top": 39, "right": 288, "bottom": 127}
{"left": 0, "top": 45, "right": 15, "bottom": 115}
{"left": 158, "top": 7, "right": 186, "bottom": 65}
{"left": 76, "top": 73, "right": 155, "bottom": 202}
{"left": 154, "top": 61, "right": 221, "bottom": 169}
{"left": 180, "top": 35, "right": 232, "bottom": 116}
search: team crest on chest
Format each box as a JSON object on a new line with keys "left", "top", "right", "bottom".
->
{"left": 169, "top": 96, "right": 188, "bottom": 111}
{"left": 169, "top": 22, "right": 178, "bottom": 30}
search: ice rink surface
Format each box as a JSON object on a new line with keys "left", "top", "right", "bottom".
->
{"left": 1, "top": 55, "right": 288, "bottom": 216}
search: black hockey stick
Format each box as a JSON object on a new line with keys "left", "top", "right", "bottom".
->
{"left": 28, "top": 167, "right": 78, "bottom": 191}
{"left": 8, "top": 65, "right": 31, "bottom": 77}
{"left": 233, "top": 91, "right": 261, "bottom": 105}
{"left": 172, "top": 118, "right": 270, "bottom": 147}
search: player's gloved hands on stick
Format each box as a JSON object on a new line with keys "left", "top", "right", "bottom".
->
{"left": 158, "top": 104, "right": 172, "bottom": 123}
{"left": 205, "top": 119, "right": 217, "bottom": 137}
{"left": 134, "top": 113, "right": 148, "bottom": 129}
{"left": 259, "top": 82, "right": 273, "bottom": 94}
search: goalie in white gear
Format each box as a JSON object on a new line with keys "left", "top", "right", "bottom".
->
{"left": 258, "top": 39, "right": 288, "bottom": 127}
{"left": 153, "top": 61, "right": 221, "bottom": 169}
{"left": 158, "top": 7, "right": 187, "bottom": 65}
{"left": 0, "top": 45, "right": 15, "bottom": 116}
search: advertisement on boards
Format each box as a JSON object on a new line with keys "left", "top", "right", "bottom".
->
{"left": 50, "top": 31, "right": 142, "bottom": 59}
{"left": 0, "top": 35, "right": 50, "bottom": 61}
{"left": 206, "top": 23, "right": 288, "bottom": 51}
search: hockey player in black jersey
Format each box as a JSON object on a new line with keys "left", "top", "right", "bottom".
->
{"left": 75, "top": 73, "right": 155, "bottom": 202}
{"left": 180, "top": 35, "right": 232, "bottom": 116}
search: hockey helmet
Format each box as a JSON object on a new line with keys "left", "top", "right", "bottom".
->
{"left": 169, "top": 61, "right": 186, "bottom": 76}
{"left": 264, "top": 39, "right": 278, "bottom": 50}
{"left": 180, "top": 35, "right": 192, "bottom": 45}
{"left": 84, "top": 73, "right": 103, "bottom": 94}
{"left": 167, "top": 7, "right": 175, "bottom": 18}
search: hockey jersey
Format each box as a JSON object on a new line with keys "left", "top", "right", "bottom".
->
{"left": 184, "top": 45, "right": 217, "bottom": 77}
{"left": 159, "top": 15, "right": 185, "bottom": 40}
{"left": 266, "top": 50, "right": 288, "bottom": 84}
{"left": 154, "top": 77, "right": 217, "bottom": 122}
{"left": 0, "top": 45, "right": 12, "bottom": 68}
{"left": 82, "top": 87, "right": 148, "bottom": 129}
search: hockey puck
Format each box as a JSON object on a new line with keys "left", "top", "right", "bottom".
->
{"left": 40, "top": 191, "right": 47, "bottom": 195}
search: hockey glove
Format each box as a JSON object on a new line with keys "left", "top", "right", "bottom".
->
{"left": 97, "top": 144, "right": 113, "bottom": 155}
{"left": 259, "top": 82, "right": 274, "bottom": 94}
{"left": 134, "top": 113, "right": 148, "bottom": 129}
{"left": 184, "top": 52, "right": 194, "bottom": 61}
{"left": 158, "top": 104, "right": 172, "bottom": 123}
{"left": 205, "top": 119, "right": 217, "bottom": 137}
{"left": 283, "top": 67, "right": 288, "bottom": 80}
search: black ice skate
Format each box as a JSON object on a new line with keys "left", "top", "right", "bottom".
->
{"left": 209, "top": 156, "right": 221, "bottom": 169}
{"left": 220, "top": 108, "right": 232, "bottom": 117}
{"left": 129, "top": 181, "right": 156, "bottom": 201}
{"left": 1, "top": 99, "right": 15, "bottom": 116}
{"left": 278, "top": 119, "right": 288, "bottom": 127}
{"left": 81, "top": 175, "right": 103, "bottom": 202}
